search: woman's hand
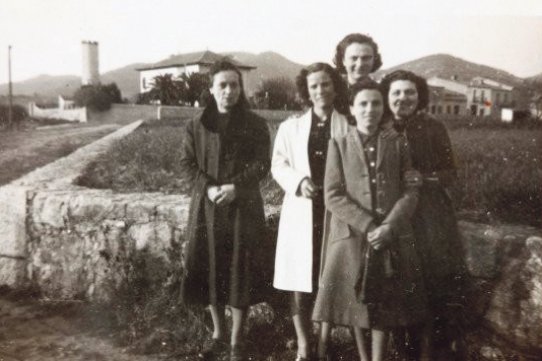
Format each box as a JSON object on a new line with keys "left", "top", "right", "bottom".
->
{"left": 367, "top": 224, "right": 393, "bottom": 250}
{"left": 206, "top": 185, "right": 221, "bottom": 203}
{"left": 215, "top": 184, "right": 236, "bottom": 205}
{"left": 298, "top": 177, "right": 319, "bottom": 198}
{"left": 404, "top": 169, "right": 423, "bottom": 188}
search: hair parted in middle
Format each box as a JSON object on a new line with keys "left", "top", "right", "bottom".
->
{"left": 207, "top": 58, "right": 250, "bottom": 110}
{"left": 333, "top": 33, "right": 383, "bottom": 75}
{"left": 295, "top": 62, "right": 349, "bottom": 114}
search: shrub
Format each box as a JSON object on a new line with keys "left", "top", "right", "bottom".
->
{"left": 0, "top": 104, "right": 27, "bottom": 126}
{"left": 74, "top": 83, "right": 122, "bottom": 111}
{"left": 253, "top": 77, "right": 300, "bottom": 110}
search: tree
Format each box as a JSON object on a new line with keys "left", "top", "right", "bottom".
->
{"left": 180, "top": 73, "right": 210, "bottom": 106}
{"left": 148, "top": 74, "right": 186, "bottom": 105}
{"left": 254, "top": 77, "right": 298, "bottom": 110}
{"left": 74, "top": 83, "right": 122, "bottom": 111}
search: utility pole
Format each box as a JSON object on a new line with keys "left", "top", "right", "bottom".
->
{"left": 8, "top": 45, "right": 13, "bottom": 128}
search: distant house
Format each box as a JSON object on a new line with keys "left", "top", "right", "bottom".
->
{"left": 427, "top": 76, "right": 530, "bottom": 118}
{"left": 466, "top": 77, "right": 515, "bottom": 117}
{"left": 427, "top": 85, "right": 468, "bottom": 116}
{"left": 58, "top": 95, "right": 75, "bottom": 110}
{"left": 136, "top": 50, "right": 257, "bottom": 96}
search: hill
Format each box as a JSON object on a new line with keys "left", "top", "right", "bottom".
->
{"left": 226, "top": 51, "right": 304, "bottom": 82}
{"left": 3, "top": 52, "right": 539, "bottom": 100}
{"left": 101, "top": 62, "right": 150, "bottom": 99}
{"left": 0, "top": 74, "right": 80, "bottom": 98}
{"left": 375, "top": 53, "right": 527, "bottom": 87}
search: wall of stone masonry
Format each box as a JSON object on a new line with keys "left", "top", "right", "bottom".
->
{"left": 0, "top": 115, "right": 541, "bottom": 354}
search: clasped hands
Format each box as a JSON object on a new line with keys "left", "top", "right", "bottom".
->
{"left": 206, "top": 184, "right": 236, "bottom": 205}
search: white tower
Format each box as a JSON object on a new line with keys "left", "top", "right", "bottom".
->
{"left": 81, "top": 40, "right": 100, "bottom": 85}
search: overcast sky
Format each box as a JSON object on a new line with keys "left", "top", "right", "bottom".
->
{"left": 1, "top": 0, "right": 542, "bottom": 83}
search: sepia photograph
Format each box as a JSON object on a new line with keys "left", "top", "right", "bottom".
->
{"left": 0, "top": 1, "right": 541, "bottom": 360}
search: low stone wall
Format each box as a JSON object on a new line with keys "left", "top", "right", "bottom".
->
{"left": 89, "top": 103, "right": 298, "bottom": 125}
{"left": 0, "top": 120, "right": 143, "bottom": 287}
{"left": 28, "top": 102, "right": 88, "bottom": 122}
{"left": 26, "top": 188, "right": 190, "bottom": 301}
{"left": 0, "top": 113, "right": 541, "bottom": 354}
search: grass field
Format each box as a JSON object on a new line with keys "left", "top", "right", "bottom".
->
{"left": 76, "top": 116, "right": 541, "bottom": 227}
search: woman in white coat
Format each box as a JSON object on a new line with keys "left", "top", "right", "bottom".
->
{"left": 272, "top": 63, "right": 351, "bottom": 361}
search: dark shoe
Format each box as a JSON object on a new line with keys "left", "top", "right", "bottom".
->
{"left": 230, "top": 343, "right": 247, "bottom": 361}
{"left": 198, "top": 338, "right": 227, "bottom": 360}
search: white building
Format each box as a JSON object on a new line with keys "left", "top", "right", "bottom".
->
{"left": 136, "top": 50, "right": 257, "bottom": 96}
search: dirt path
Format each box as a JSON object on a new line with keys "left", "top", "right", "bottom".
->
{"left": 0, "top": 124, "right": 119, "bottom": 186}
{"left": 0, "top": 294, "right": 167, "bottom": 361}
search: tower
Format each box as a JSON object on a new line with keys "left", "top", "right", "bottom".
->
{"left": 81, "top": 40, "right": 100, "bottom": 86}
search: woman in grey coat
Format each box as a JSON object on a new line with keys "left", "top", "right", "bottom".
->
{"left": 313, "top": 80, "right": 427, "bottom": 361}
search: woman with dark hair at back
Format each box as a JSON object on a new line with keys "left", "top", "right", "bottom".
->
{"left": 272, "top": 63, "right": 351, "bottom": 361}
{"left": 380, "top": 70, "right": 468, "bottom": 361}
{"left": 180, "top": 59, "right": 271, "bottom": 361}
{"left": 333, "top": 33, "right": 383, "bottom": 87}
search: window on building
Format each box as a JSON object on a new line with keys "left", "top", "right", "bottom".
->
{"left": 481, "top": 90, "right": 485, "bottom": 101}
{"left": 437, "top": 106, "right": 442, "bottom": 114}
{"left": 454, "top": 105, "right": 460, "bottom": 114}
{"left": 472, "top": 89, "right": 477, "bottom": 101}
{"left": 446, "top": 105, "right": 451, "bottom": 114}
{"left": 496, "top": 92, "right": 501, "bottom": 105}
{"left": 431, "top": 105, "right": 436, "bottom": 114}
{"left": 142, "top": 78, "right": 147, "bottom": 90}
{"left": 504, "top": 93, "right": 508, "bottom": 103}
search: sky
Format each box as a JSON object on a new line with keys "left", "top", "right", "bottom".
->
{"left": 1, "top": 0, "right": 542, "bottom": 83}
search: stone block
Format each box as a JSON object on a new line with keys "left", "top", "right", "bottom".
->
{"left": 484, "top": 235, "right": 542, "bottom": 351}
{"left": 128, "top": 223, "right": 155, "bottom": 251}
{"left": 0, "top": 185, "right": 29, "bottom": 286}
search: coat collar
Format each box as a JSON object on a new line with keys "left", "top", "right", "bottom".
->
{"left": 347, "top": 126, "right": 399, "bottom": 170}
{"left": 299, "top": 108, "right": 349, "bottom": 137}
{"left": 199, "top": 103, "right": 248, "bottom": 137}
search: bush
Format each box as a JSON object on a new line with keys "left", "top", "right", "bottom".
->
{"left": 74, "top": 83, "right": 122, "bottom": 111}
{"left": 0, "top": 104, "right": 27, "bottom": 126}
{"left": 253, "top": 77, "right": 300, "bottom": 110}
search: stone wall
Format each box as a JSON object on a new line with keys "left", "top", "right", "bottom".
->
{"left": 28, "top": 102, "right": 88, "bottom": 122}
{"left": 0, "top": 114, "right": 541, "bottom": 354}
{"left": 26, "top": 188, "right": 190, "bottom": 301}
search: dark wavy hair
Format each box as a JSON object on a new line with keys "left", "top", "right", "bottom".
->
{"left": 295, "top": 62, "right": 348, "bottom": 114}
{"left": 333, "top": 33, "right": 383, "bottom": 75}
{"left": 380, "top": 70, "right": 429, "bottom": 115}
{"left": 207, "top": 59, "right": 250, "bottom": 110}
{"left": 347, "top": 78, "right": 383, "bottom": 105}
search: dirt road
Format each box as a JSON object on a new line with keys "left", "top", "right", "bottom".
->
{"left": 0, "top": 292, "right": 167, "bottom": 361}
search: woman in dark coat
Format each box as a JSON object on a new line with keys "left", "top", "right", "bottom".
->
{"left": 380, "top": 70, "right": 468, "bottom": 361}
{"left": 180, "top": 60, "right": 271, "bottom": 361}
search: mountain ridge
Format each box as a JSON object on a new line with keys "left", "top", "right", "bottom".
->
{"left": 0, "top": 52, "right": 536, "bottom": 100}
